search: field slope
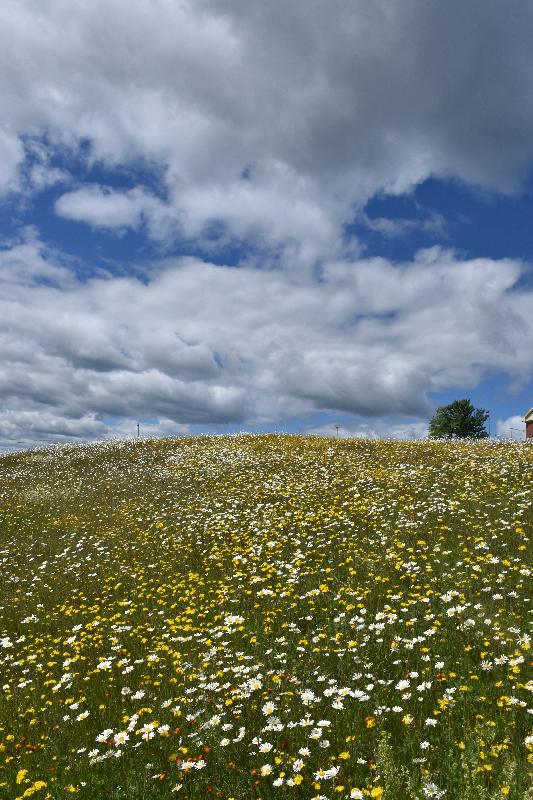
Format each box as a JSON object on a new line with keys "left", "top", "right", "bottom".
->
{"left": 0, "top": 434, "right": 532, "bottom": 799}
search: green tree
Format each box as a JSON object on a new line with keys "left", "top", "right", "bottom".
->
{"left": 428, "top": 398, "right": 489, "bottom": 439}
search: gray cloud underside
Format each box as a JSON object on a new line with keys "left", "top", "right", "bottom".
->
{"left": 0, "top": 233, "right": 531, "bottom": 444}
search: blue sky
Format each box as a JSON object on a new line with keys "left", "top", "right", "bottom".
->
{"left": 1, "top": 0, "right": 532, "bottom": 448}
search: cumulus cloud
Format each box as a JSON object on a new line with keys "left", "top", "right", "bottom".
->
{"left": 496, "top": 415, "right": 526, "bottom": 440}
{"left": 0, "top": 128, "right": 24, "bottom": 196}
{"left": 55, "top": 186, "right": 148, "bottom": 230}
{"left": 0, "top": 409, "right": 189, "bottom": 452}
{"left": 304, "top": 421, "right": 429, "bottom": 440}
{"left": 0, "top": 1, "right": 533, "bottom": 257}
{"left": 54, "top": 185, "right": 167, "bottom": 235}
{"left": 1, "top": 2, "right": 533, "bottom": 445}
{"left": 0, "top": 410, "right": 108, "bottom": 450}
{"left": 0, "top": 230, "right": 532, "bottom": 446}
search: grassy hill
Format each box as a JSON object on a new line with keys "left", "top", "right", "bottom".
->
{"left": 0, "top": 435, "right": 531, "bottom": 799}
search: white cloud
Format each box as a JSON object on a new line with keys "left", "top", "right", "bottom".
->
{"left": 55, "top": 185, "right": 164, "bottom": 233}
{"left": 304, "top": 421, "right": 429, "bottom": 440}
{"left": 0, "top": 409, "right": 189, "bottom": 451}
{"left": 0, "top": 410, "right": 108, "bottom": 449}
{"left": 0, "top": 232, "right": 532, "bottom": 446}
{"left": 361, "top": 212, "right": 447, "bottom": 240}
{"left": 496, "top": 415, "right": 526, "bottom": 440}
{"left": 0, "top": 1, "right": 533, "bottom": 258}
{"left": 0, "top": 128, "right": 24, "bottom": 195}
{"left": 110, "top": 418, "right": 189, "bottom": 440}
{"left": 0, "top": 227, "right": 76, "bottom": 288}
{"left": 1, "top": 3, "right": 533, "bottom": 446}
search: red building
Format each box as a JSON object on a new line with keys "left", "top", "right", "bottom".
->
{"left": 526, "top": 408, "right": 533, "bottom": 439}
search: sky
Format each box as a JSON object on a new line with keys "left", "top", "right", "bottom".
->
{"left": 1, "top": 0, "right": 533, "bottom": 449}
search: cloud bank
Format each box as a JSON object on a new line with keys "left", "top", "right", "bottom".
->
{"left": 2, "top": 0, "right": 533, "bottom": 252}
{"left": 496, "top": 415, "right": 528, "bottom": 441}
{"left": 0, "top": 1, "right": 533, "bottom": 444}
{"left": 1, "top": 230, "right": 531, "bottom": 446}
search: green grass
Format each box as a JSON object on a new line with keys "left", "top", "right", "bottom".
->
{"left": 0, "top": 434, "right": 531, "bottom": 799}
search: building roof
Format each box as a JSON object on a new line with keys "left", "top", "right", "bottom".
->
{"left": 525, "top": 407, "right": 533, "bottom": 422}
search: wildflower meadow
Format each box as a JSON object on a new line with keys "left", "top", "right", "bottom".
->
{"left": 0, "top": 434, "right": 531, "bottom": 800}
